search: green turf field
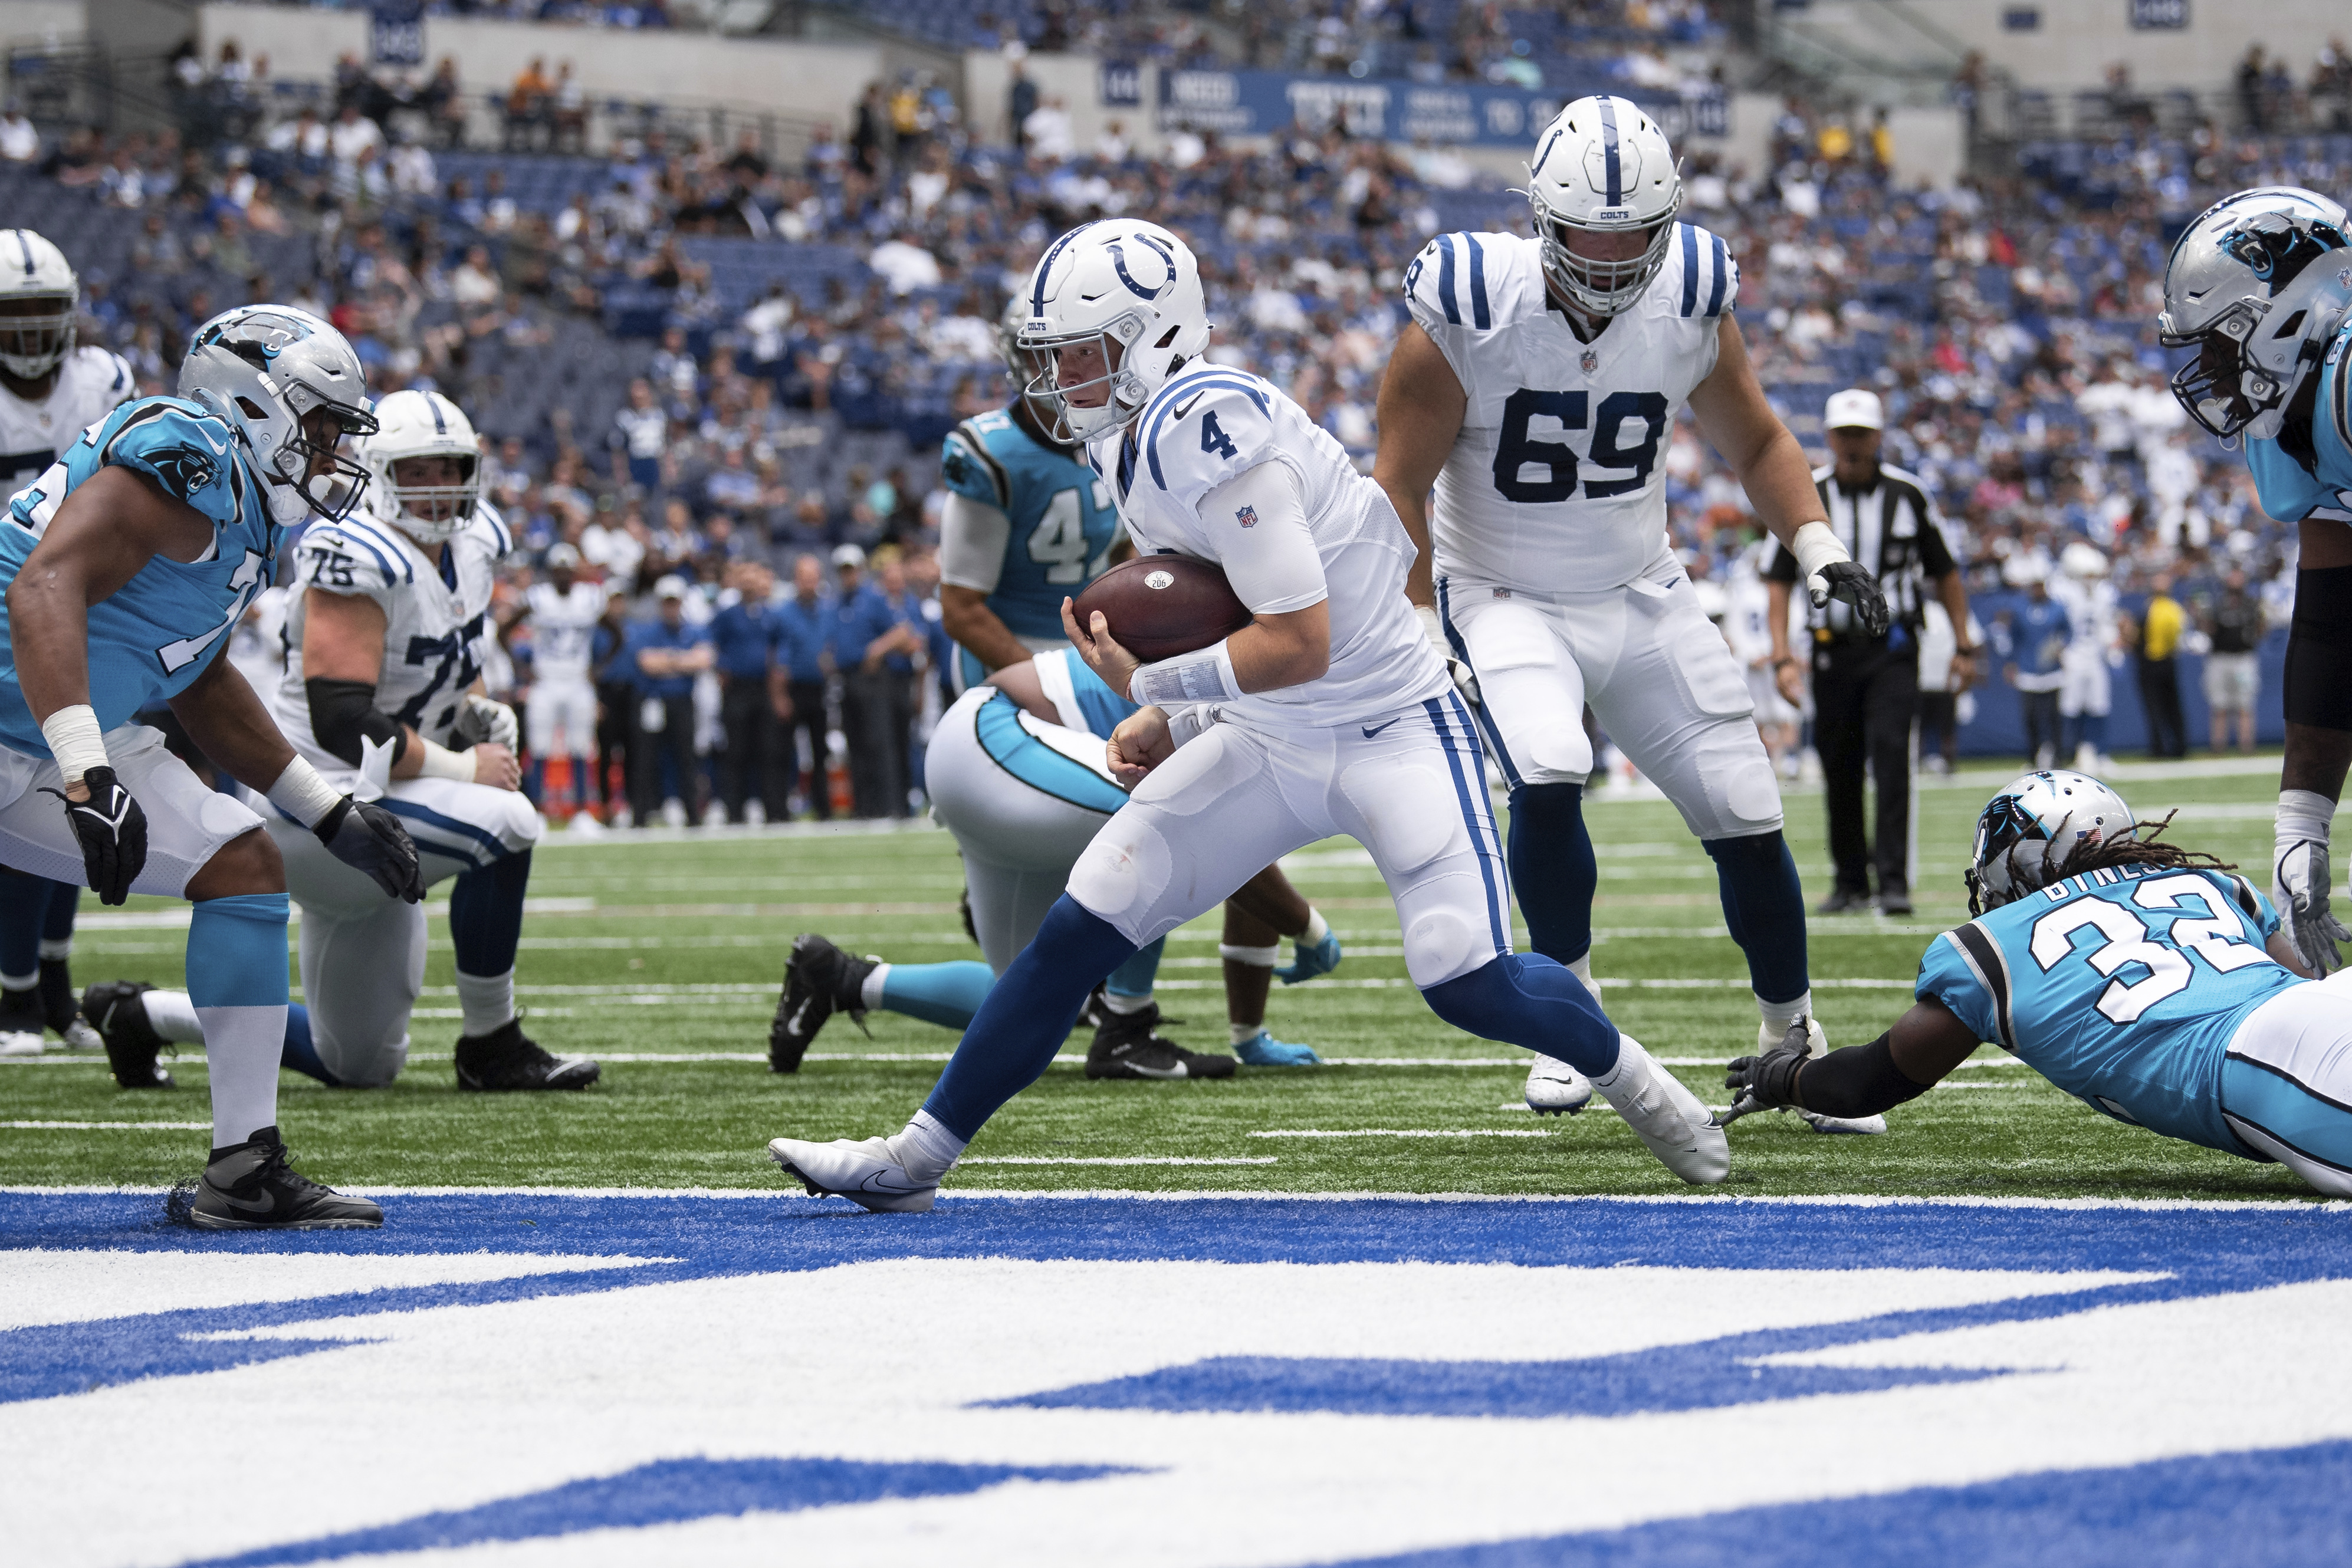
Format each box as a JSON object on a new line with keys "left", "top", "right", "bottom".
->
{"left": 1, "top": 757, "right": 2332, "bottom": 1201}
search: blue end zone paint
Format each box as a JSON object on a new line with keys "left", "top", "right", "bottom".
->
{"left": 176, "top": 1457, "right": 1132, "bottom": 1568}
{"left": 1319, "top": 1440, "right": 2352, "bottom": 1568}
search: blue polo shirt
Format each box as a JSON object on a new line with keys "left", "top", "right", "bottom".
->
{"left": 827, "top": 584, "right": 915, "bottom": 675}
{"left": 708, "top": 598, "right": 781, "bottom": 681}
{"left": 625, "top": 616, "right": 710, "bottom": 701}
{"left": 776, "top": 593, "right": 830, "bottom": 683}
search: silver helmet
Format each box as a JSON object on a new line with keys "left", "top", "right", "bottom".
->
{"left": 1966, "top": 770, "right": 2137, "bottom": 916}
{"left": 179, "top": 305, "right": 378, "bottom": 526}
{"left": 2157, "top": 186, "right": 2352, "bottom": 441}
{"left": 0, "top": 229, "right": 80, "bottom": 382}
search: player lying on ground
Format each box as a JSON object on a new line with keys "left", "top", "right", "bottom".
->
{"left": 2154, "top": 188, "right": 2352, "bottom": 977}
{"left": 1374, "top": 97, "right": 1890, "bottom": 1122}
{"left": 0, "top": 305, "right": 421, "bottom": 1228}
{"left": 767, "top": 219, "right": 1727, "bottom": 1209}
{"left": 768, "top": 647, "right": 1341, "bottom": 1077}
{"left": 85, "top": 389, "right": 599, "bottom": 1094}
{"left": 0, "top": 229, "right": 134, "bottom": 1056}
{"left": 1725, "top": 770, "right": 2352, "bottom": 1198}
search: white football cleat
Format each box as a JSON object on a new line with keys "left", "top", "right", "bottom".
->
{"left": 1595, "top": 1036, "right": 1728, "bottom": 1185}
{"left": 767, "top": 1135, "right": 937, "bottom": 1213}
{"left": 60, "top": 1015, "right": 103, "bottom": 1051}
{"left": 1799, "top": 1109, "right": 1888, "bottom": 1135}
{"left": 0, "top": 1025, "right": 40, "bottom": 1057}
{"left": 1524, "top": 1054, "right": 1593, "bottom": 1115}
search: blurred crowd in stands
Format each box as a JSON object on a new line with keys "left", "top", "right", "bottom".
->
{"left": 9, "top": 15, "right": 2352, "bottom": 820}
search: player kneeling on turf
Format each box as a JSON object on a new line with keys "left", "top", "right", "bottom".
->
{"left": 90, "top": 390, "right": 597, "bottom": 1093}
{"left": 1726, "top": 770, "right": 2352, "bottom": 1198}
{"left": 766, "top": 219, "right": 1726, "bottom": 1209}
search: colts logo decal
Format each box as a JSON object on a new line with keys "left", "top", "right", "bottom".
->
{"left": 144, "top": 443, "right": 219, "bottom": 502}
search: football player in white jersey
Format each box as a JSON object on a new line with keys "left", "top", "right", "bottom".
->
{"left": 1375, "top": 97, "right": 1889, "bottom": 1115}
{"left": 520, "top": 541, "right": 608, "bottom": 822}
{"left": 2052, "top": 540, "right": 2119, "bottom": 773}
{"left": 92, "top": 391, "right": 599, "bottom": 1092}
{"left": 0, "top": 229, "right": 134, "bottom": 1056}
{"left": 767, "top": 219, "right": 1729, "bottom": 1209}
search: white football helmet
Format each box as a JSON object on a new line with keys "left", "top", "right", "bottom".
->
{"left": 2158, "top": 186, "right": 2352, "bottom": 441}
{"left": 1016, "top": 219, "right": 1210, "bottom": 443}
{"left": 0, "top": 228, "right": 79, "bottom": 382}
{"left": 1526, "top": 95, "right": 1684, "bottom": 318}
{"left": 180, "top": 305, "right": 377, "bottom": 526}
{"left": 1966, "top": 770, "right": 2137, "bottom": 915}
{"left": 358, "top": 388, "right": 480, "bottom": 544}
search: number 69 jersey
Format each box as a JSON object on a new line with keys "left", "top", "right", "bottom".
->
{"left": 1406, "top": 225, "right": 1736, "bottom": 594}
{"left": 1916, "top": 863, "right": 2304, "bottom": 1155}
{"left": 271, "top": 501, "right": 514, "bottom": 784}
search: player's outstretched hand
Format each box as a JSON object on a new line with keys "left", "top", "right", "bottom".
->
{"left": 1062, "top": 596, "right": 1143, "bottom": 699}
{"left": 2275, "top": 837, "right": 2351, "bottom": 976}
{"left": 44, "top": 767, "right": 147, "bottom": 905}
{"left": 1107, "top": 706, "right": 1175, "bottom": 787}
{"left": 455, "top": 693, "right": 520, "bottom": 752}
{"left": 1723, "top": 1020, "right": 1812, "bottom": 1117}
{"left": 316, "top": 795, "right": 426, "bottom": 903}
{"left": 468, "top": 742, "right": 523, "bottom": 793}
{"left": 1808, "top": 561, "right": 1891, "bottom": 638}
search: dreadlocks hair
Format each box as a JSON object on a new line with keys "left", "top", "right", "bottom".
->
{"left": 2053, "top": 810, "right": 2238, "bottom": 883}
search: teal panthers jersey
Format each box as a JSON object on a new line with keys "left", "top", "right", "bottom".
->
{"left": 940, "top": 405, "right": 1121, "bottom": 642}
{"left": 1916, "top": 863, "right": 2306, "bottom": 1155}
{"left": 2246, "top": 313, "right": 2352, "bottom": 525}
{"left": 0, "top": 397, "right": 280, "bottom": 756}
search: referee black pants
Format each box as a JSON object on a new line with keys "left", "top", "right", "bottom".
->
{"left": 1813, "top": 640, "right": 1918, "bottom": 899}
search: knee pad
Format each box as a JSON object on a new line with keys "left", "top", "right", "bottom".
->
{"left": 2287, "top": 567, "right": 2352, "bottom": 730}
{"left": 1066, "top": 813, "right": 1174, "bottom": 944}
{"left": 1676, "top": 726, "right": 1783, "bottom": 839}
{"left": 1402, "top": 906, "right": 1484, "bottom": 988}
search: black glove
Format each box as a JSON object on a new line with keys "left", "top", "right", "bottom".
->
{"left": 1809, "top": 560, "right": 1892, "bottom": 638}
{"left": 42, "top": 765, "right": 147, "bottom": 906}
{"left": 315, "top": 795, "right": 425, "bottom": 903}
{"left": 1724, "top": 1020, "right": 1814, "bottom": 1112}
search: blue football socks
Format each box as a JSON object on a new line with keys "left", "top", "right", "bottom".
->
{"left": 1702, "top": 830, "right": 1809, "bottom": 1011}
{"left": 1422, "top": 952, "right": 1621, "bottom": 1076}
{"left": 1507, "top": 781, "right": 1598, "bottom": 965}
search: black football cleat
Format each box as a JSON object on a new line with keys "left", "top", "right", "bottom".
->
{"left": 1085, "top": 1001, "right": 1236, "bottom": 1081}
{"left": 81, "top": 980, "right": 173, "bottom": 1089}
{"left": 454, "top": 1017, "right": 600, "bottom": 1092}
{"left": 189, "top": 1126, "right": 382, "bottom": 1230}
{"left": 769, "top": 933, "right": 876, "bottom": 1073}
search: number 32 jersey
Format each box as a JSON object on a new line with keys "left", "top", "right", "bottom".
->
{"left": 1407, "top": 225, "right": 1736, "bottom": 594}
{"left": 1916, "top": 863, "right": 2304, "bottom": 1155}
{"left": 272, "top": 501, "right": 514, "bottom": 781}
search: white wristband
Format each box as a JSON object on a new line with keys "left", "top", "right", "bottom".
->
{"left": 1790, "top": 521, "right": 1851, "bottom": 582}
{"left": 267, "top": 757, "right": 346, "bottom": 830}
{"left": 2278, "top": 790, "right": 2334, "bottom": 846}
{"left": 1130, "top": 639, "right": 1242, "bottom": 708}
{"left": 39, "top": 704, "right": 108, "bottom": 782}
{"left": 416, "top": 739, "right": 475, "bottom": 781}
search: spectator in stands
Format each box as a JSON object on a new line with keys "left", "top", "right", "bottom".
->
{"left": 852, "top": 83, "right": 888, "bottom": 175}
{"left": 776, "top": 553, "right": 832, "bottom": 820}
{"left": 506, "top": 58, "right": 554, "bottom": 152}
{"left": 825, "top": 544, "right": 918, "bottom": 818}
{"left": 421, "top": 57, "right": 465, "bottom": 148}
{"left": 1007, "top": 63, "right": 1039, "bottom": 152}
{"left": 627, "top": 574, "right": 714, "bottom": 828}
{"left": 2201, "top": 567, "right": 2263, "bottom": 755}
{"left": 553, "top": 62, "right": 588, "bottom": 155}
{"left": 609, "top": 379, "right": 667, "bottom": 492}
{"left": 2002, "top": 568, "right": 2071, "bottom": 771}
{"left": 329, "top": 103, "right": 385, "bottom": 168}
{"left": 711, "top": 560, "right": 788, "bottom": 824}
{"left": 2131, "top": 572, "right": 2187, "bottom": 760}
{"left": 0, "top": 105, "right": 38, "bottom": 164}
{"left": 1023, "top": 96, "right": 1074, "bottom": 162}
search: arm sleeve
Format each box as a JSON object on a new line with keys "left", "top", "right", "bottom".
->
{"left": 938, "top": 492, "right": 1013, "bottom": 593}
{"left": 305, "top": 676, "right": 407, "bottom": 767}
{"left": 1795, "top": 1034, "right": 1935, "bottom": 1119}
{"left": 1197, "top": 461, "right": 1327, "bottom": 616}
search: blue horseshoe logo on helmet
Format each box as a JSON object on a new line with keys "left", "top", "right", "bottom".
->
{"left": 1109, "top": 232, "right": 1177, "bottom": 301}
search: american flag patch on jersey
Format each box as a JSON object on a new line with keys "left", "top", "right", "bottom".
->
{"left": 1235, "top": 504, "right": 1258, "bottom": 527}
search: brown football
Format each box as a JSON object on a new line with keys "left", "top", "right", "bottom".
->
{"left": 1070, "top": 554, "right": 1254, "bottom": 663}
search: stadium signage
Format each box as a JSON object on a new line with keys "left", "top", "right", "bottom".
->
{"left": 1159, "top": 68, "right": 1723, "bottom": 148}
{"left": 2128, "top": 0, "right": 2189, "bottom": 28}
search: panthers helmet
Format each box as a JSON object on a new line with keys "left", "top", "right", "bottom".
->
{"left": 179, "top": 306, "right": 377, "bottom": 526}
{"left": 1966, "top": 770, "right": 2137, "bottom": 916}
{"left": 2158, "top": 186, "right": 2352, "bottom": 441}
{"left": 1016, "top": 219, "right": 1210, "bottom": 443}
{"left": 1525, "top": 96, "right": 1684, "bottom": 318}
{"left": 0, "top": 229, "right": 80, "bottom": 382}
{"left": 358, "top": 389, "right": 480, "bottom": 545}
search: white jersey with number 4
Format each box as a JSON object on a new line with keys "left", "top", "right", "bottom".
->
{"left": 271, "top": 503, "right": 515, "bottom": 783}
{"left": 522, "top": 580, "right": 608, "bottom": 683}
{"left": 1406, "top": 225, "right": 1737, "bottom": 596}
{"left": 1087, "top": 361, "right": 1448, "bottom": 729}
{"left": 0, "top": 345, "right": 134, "bottom": 495}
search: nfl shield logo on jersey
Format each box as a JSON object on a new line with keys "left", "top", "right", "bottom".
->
{"left": 1235, "top": 504, "right": 1258, "bottom": 527}
{"left": 1581, "top": 349, "right": 1600, "bottom": 374}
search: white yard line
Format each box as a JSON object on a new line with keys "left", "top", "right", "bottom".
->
{"left": 957, "top": 1156, "right": 1279, "bottom": 1167}
{"left": 1, "top": 1120, "right": 211, "bottom": 1131}
{"left": 1249, "top": 1128, "right": 1557, "bottom": 1139}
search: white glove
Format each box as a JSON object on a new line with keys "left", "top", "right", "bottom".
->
{"left": 1414, "top": 603, "right": 1482, "bottom": 706}
{"left": 454, "top": 693, "right": 520, "bottom": 752}
{"left": 2274, "top": 790, "right": 2351, "bottom": 976}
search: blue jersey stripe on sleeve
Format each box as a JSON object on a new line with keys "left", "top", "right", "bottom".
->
{"left": 1679, "top": 225, "right": 1699, "bottom": 317}
{"left": 1706, "top": 232, "right": 1729, "bottom": 316}
{"left": 1466, "top": 235, "right": 1490, "bottom": 330}
{"left": 1145, "top": 376, "right": 1272, "bottom": 490}
{"left": 1436, "top": 235, "right": 1461, "bottom": 326}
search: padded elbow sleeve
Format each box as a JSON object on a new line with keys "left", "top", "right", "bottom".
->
{"left": 1795, "top": 1034, "right": 1934, "bottom": 1119}
{"left": 2284, "top": 566, "right": 2352, "bottom": 732}
{"left": 305, "top": 677, "right": 406, "bottom": 768}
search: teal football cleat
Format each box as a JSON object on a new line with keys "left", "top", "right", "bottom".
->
{"left": 1235, "top": 1030, "right": 1320, "bottom": 1067}
{"left": 1274, "top": 928, "right": 1342, "bottom": 985}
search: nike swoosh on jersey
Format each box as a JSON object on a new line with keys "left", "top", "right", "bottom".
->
{"left": 1170, "top": 392, "right": 1204, "bottom": 420}
{"left": 1361, "top": 717, "right": 1402, "bottom": 738}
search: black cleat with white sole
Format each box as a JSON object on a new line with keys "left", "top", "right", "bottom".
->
{"left": 1085, "top": 1001, "right": 1236, "bottom": 1081}
{"left": 454, "top": 1017, "right": 600, "bottom": 1091}
{"left": 189, "top": 1126, "right": 382, "bottom": 1230}
{"left": 768, "top": 933, "right": 877, "bottom": 1073}
{"left": 81, "top": 979, "right": 173, "bottom": 1088}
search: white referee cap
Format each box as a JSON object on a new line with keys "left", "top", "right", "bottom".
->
{"left": 1824, "top": 387, "right": 1883, "bottom": 430}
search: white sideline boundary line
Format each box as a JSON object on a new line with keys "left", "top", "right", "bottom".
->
{"left": 1, "top": 1120, "right": 211, "bottom": 1131}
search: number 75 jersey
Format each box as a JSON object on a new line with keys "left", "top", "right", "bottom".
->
{"left": 1916, "top": 863, "right": 2305, "bottom": 1155}
{"left": 1406, "top": 225, "right": 1736, "bottom": 594}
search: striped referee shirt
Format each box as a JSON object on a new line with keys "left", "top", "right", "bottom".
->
{"left": 1764, "top": 462, "right": 1956, "bottom": 640}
